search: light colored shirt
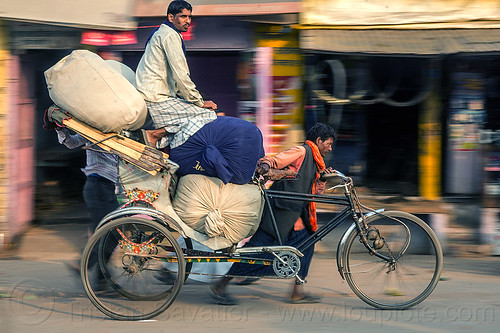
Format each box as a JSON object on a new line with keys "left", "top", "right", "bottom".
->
{"left": 136, "top": 24, "right": 204, "bottom": 107}
{"left": 56, "top": 129, "right": 118, "bottom": 183}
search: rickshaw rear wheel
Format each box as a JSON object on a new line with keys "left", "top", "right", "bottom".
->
{"left": 81, "top": 216, "right": 185, "bottom": 320}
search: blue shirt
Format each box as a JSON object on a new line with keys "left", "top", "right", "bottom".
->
{"left": 56, "top": 128, "right": 118, "bottom": 183}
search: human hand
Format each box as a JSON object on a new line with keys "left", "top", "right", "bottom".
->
{"left": 319, "top": 167, "right": 334, "bottom": 182}
{"left": 202, "top": 100, "right": 217, "bottom": 110}
{"left": 255, "top": 163, "right": 270, "bottom": 176}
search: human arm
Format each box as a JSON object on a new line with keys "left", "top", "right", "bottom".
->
{"left": 315, "top": 167, "right": 334, "bottom": 194}
{"left": 258, "top": 146, "right": 306, "bottom": 173}
{"left": 202, "top": 100, "right": 217, "bottom": 110}
{"left": 163, "top": 31, "right": 205, "bottom": 107}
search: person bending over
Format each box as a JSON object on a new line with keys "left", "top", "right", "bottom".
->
{"left": 210, "top": 123, "right": 336, "bottom": 305}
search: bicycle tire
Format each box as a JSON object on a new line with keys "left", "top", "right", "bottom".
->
{"left": 183, "top": 237, "right": 193, "bottom": 282}
{"left": 96, "top": 223, "right": 172, "bottom": 301}
{"left": 81, "top": 217, "right": 185, "bottom": 320}
{"left": 341, "top": 211, "right": 443, "bottom": 310}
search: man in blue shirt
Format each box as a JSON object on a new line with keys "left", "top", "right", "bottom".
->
{"left": 56, "top": 127, "right": 119, "bottom": 235}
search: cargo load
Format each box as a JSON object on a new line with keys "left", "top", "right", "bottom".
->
{"left": 44, "top": 49, "right": 147, "bottom": 133}
{"left": 169, "top": 116, "right": 265, "bottom": 185}
{"left": 172, "top": 174, "right": 263, "bottom": 244}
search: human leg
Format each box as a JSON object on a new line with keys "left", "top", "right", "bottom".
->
{"left": 285, "top": 229, "right": 321, "bottom": 303}
{"left": 82, "top": 176, "right": 119, "bottom": 278}
{"left": 210, "top": 229, "right": 274, "bottom": 305}
{"left": 146, "top": 99, "right": 216, "bottom": 149}
{"left": 83, "top": 176, "right": 119, "bottom": 233}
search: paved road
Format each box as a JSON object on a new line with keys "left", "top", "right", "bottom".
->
{"left": 0, "top": 223, "right": 499, "bottom": 333}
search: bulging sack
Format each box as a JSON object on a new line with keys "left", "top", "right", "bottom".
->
{"left": 169, "top": 116, "right": 265, "bottom": 185}
{"left": 172, "top": 174, "right": 263, "bottom": 244}
{"left": 44, "top": 50, "right": 147, "bottom": 133}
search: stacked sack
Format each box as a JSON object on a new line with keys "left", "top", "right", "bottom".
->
{"left": 169, "top": 116, "right": 265, "bottom": 185}
{"left": 172, "top": 174, "right": 263, "bottom": 244}
{"left": 44, "top": 49, "right": 147, "bottom": 133}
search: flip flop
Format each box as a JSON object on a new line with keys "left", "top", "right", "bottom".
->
{"left": 290, "top": 292, "right": 322, "bottom": 304}
{"left": 121, "top": 129, "right": 153, "bottom": 147}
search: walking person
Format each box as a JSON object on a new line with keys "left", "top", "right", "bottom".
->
{"left": 44, "top": 114, "right": 120, "bottom": 288}
{"left": 210, "top": 123, "right": 337, "bottom": 305}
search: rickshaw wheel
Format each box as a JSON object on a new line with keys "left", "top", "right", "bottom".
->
{"left": 81, "top": 216, "right": 185, "bottom": 320}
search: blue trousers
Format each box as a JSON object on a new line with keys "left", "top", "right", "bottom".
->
{"left": 227, "top": 228, "right": 315, "bottom": 280}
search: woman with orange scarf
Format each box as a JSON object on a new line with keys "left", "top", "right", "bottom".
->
{"left": 211, "top": 123, "right": 336, "bottom": 305}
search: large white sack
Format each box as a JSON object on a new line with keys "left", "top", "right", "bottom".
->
{"left": 44, "top": 50, "right": 147, "bottom": 133}
{"left": 105, "top": 60, "right": 137, "bottom": 87}
{"left": 118, "top": 161, "right": 234, "bottom": 250}
{"left": 173, "top": 174, "right": 263, "bottom": 244}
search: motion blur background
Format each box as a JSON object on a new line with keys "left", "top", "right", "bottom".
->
{"left": 0, "top": 0, "right": 500, "bottom": 255}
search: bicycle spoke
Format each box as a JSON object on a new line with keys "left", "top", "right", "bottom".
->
{"left": 342, "top": 211, "right": 442, "bottom": 309}
{"left": 81, "top": 217, "right": 185, "bottom": 320}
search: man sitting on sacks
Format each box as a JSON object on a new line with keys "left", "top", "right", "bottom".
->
{"left": 210, "top": 123, "right": 337, "bottom": 305}
{"left": 129, "top": 0, "right": 218, "bottom": 149}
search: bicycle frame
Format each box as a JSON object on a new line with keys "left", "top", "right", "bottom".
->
{"left": 263, "top": 189, "right": 353, "bottom": 252}
{"left": 262, "top": 179, "right": 396, "bottom": 266}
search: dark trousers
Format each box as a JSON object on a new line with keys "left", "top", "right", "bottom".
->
{"left": 83, "top": 175, "right": 119, "bottom": 276}
{"left": 83, "top": 175, "right": 119, "bottom": 233}
{"left": 227, "top": 228, "right": 315, "bottom": 280}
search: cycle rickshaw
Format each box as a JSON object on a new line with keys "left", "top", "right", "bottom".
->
{"left": 59, "top": 112, "right": 443, "bottom": 321}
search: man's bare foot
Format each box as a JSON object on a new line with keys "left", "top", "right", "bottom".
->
{"left": 144, "top": 128, "right": 167, "bottom": 148}
{"left": 145, "top": 131, "right": 157, "bottom": 148}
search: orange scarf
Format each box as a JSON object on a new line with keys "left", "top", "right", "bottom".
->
{"left": 305, "top": 140, "right": 326, "bottom": 232}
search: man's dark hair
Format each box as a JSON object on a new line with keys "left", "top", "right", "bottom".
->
{"left": 167, "top": 0, "right": 192, "bottom": 16}
{"left": 306, "top": 123, "right": 336, "bottom": 143}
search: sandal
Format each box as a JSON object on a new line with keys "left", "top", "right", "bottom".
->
{"left": 290, "top": 292, "right": 322, "bottom": 304}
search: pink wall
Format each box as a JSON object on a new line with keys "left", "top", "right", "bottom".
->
{"left": 7, "top": 55, "right": 35, "bottom": 240}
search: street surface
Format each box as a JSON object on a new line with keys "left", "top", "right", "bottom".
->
{"left": 0, "top": 222, "right": 499, "bottom": 333}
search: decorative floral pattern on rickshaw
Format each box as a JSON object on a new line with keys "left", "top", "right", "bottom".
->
{"left": 125, "top": 188, "right": 160, "bottom": 204}
{"left": 116, "top": 228, "right": 157, "bottom": 255}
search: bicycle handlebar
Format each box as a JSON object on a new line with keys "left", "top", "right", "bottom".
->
{"left": 332, "top": 170, "right": 349, "bottom": 181}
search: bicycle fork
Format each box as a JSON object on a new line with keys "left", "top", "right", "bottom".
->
{"left": 336, "top": 209, "right": 386, "bottom": 280}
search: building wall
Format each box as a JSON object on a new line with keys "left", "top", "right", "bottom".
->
{"left": 0, "top": 22, "right": 9, "bottom": 247}
{"left": 301, "top": 0, "right": 500, "bottom": 28}
{"left": 0, "top": 22, "right": 36, "bottom": 247}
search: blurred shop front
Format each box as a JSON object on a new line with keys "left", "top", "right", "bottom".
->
{"left": 0, "top": 0, "right": 138, "bottom": 247}
{"left": 103, "top": 0, "right": 303, "bottom": 155}
{"left": 299, "top": 0, "right": 500, "bottom": 202}
{"left": 0, "top": 0, "right": 303, "bottom": 247}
